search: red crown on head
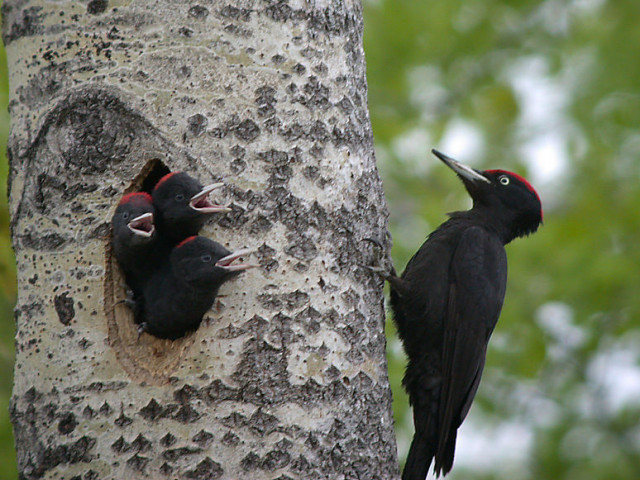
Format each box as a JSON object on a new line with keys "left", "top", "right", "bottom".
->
{"left": 486, "top": 169, "right": 543, "bottom": 220}
{"left": 176, "top": 235, "right": 198, "bottom": 249}
{"left": 119, "top": 192, "right": 152, "bottom": 206}
{"left": 154, "top": 171, "right": 181, "bottom": 191}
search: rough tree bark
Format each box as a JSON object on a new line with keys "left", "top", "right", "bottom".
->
{"left": 3, "top": 0, "right": 398, "bottom": 479}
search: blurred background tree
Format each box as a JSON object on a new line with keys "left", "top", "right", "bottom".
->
{"left": 364, "top": 0, "right": 640, "bottom": 479}
{"left": 1, "top": 0, "right": 639, "bottom": 478}
{"left": 0, "top": 5, "right": 17, "bottom": 477}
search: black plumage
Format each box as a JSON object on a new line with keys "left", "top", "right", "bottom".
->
{"left": 111, "top": 192, "right": 158, "bottom": 315}
{"left": 387, "top": 149, "right": 543, "bottom": 479}
{"left": 152, "top": 171, "right": 230, "bottom": 245}
{"left": 139, "top": 236, "right": 254, "bottom": 339}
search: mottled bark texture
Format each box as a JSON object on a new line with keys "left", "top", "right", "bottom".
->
{"left": 3, "top": 0, "right": 398, "bottom": 479}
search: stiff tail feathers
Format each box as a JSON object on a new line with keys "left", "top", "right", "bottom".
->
{"left": 402, "top": 388, "right": 458, "bottom": 479}
{"left": 403, "top": 429, "right": 457, "bottom": 479}
{"left": 402, "top": 431, "right": 435, "bottom": 480}
{"left": 433, "top": 429, "right": 457, "bottom": 477}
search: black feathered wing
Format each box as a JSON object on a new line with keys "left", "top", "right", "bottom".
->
{"left": 434, "top": 226, "right": 507, "bottom": 476}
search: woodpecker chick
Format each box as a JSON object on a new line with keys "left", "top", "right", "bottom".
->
{"left": 385, "top": 149, "right": 542, "bottom": 479}
{"left": 152, "top": 171, "right": 231, "bottom": 244}
{"left": 139, "top": 236, "right": 255, "bottom": 340}
{"left": 112, "top": 192, "right": 158, "bottom": 315}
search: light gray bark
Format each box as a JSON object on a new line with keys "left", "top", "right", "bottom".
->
{"left": 3, "top": 0, "right": 398, "bottom": 478}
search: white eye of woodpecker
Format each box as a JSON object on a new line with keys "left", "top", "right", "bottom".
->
{"left": 499, "top": 176, "right": 510, "bottom": 185}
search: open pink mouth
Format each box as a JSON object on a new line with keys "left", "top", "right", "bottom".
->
{"left": 128, "top": 212, "right": 155, "bottom": 237}
{"left": 216, "top": 248, "right": 258, "bottom": 272}
{"left": 189, "top": 183, "right": 232, "bottom": 213}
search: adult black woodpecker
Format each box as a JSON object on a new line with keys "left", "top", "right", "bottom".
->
{"left": 111, "top": 192, "right": 158, "bottom": 316}
{"left": 139, "top": 236, "right": 255, "bottom": 339}
{"left": 152, "top": 171, "right": 231, "bottom": 245}
{"left": 387, "top": 149, "right": 542, "bottom": 479}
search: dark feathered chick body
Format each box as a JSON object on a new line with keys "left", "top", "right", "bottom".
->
{"left": 389, "top": 150, "right": 542, "bottom": 479}
{"left": 152, "top": 171, "right": 230, "bottom": 245}
{"left": 139, "top": 236, "right": 254, "bottom": 340}
{"left": 113, "top": 172, "right": 241, "bottom": 336}
{"left": 111, "top": 192, "right": 158, "bottom": 308}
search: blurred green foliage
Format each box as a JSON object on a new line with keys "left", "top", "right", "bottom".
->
{"left": 1, "top": 1, "right": 640, "bottom": 479}
{"left": 0, "top": 4, "right": 17, "bottom": 478}
{"left": 364, "top": 0, "right": 640, "bottom": 478}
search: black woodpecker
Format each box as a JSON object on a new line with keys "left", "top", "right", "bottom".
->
{"left": 385, "top": 149, "right": 542, "bottom": 479}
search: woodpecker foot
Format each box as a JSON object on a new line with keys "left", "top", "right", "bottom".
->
{"left": 362, "top": 237, "right": 385, "bottom": 250}
{"left": 115, "top": 287, "right": 136, "bottom": 307}
{"left": 136, "top": 322, "right": 148, "bottom": 339}
{"left": 122, "top": 297, "right": 138, "bottom": 310}
{"left": 114, "top": 297, "right": 135, "bottom": 308}
{"left": 366, "top": 265, "right": 394, "bottom": 279}
{"left": 115, "top": 288, "right": 146, "bottom": 324}
{"left": 360, "top": 237, "right": 396, "bottom": 280}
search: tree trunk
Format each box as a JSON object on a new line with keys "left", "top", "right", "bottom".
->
{"left": 2, "top": 0, "right": 397, "bottom": 478}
